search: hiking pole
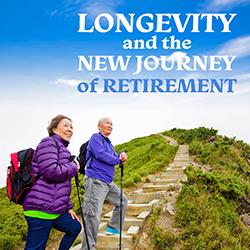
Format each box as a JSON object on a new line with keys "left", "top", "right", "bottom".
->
{"left": 75, "top": 174, "right": 90, "bottom": 250}
{"left": 119, "top": 162, "right": 124, "bottom": 250}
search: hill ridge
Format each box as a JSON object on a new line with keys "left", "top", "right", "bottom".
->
{"left": 72, "top": 137, "right": 188, "bottom": 250}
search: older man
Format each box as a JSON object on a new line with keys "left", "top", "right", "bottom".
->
{"left": 82, "top": 117, "right": 128, "bottom": 250}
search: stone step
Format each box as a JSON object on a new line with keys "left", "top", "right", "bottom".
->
{"left": 70, "top": 235, "right": 131, "bottom": 250}
{"left": 136, "top": 210, "right": 151, "bottom": 220}
{"left": 104, "top": 203, "right": 152, "bottom": 218}
{"left": 169, "top": 163, "right": 188, "bottom": 167}
{"left": 166, "top": 168, "right": 185, "bottom": 173}
{"left": 142, "top": 183, "right": 181, "bottom": 192}
{"left": 158, "top": 173, "right": 185, "bottom": 178}
{"left": 96, "top": 246, "right": 129, "bottom": 250}
{"left": 127, "top": 226, "right": 141, "bottom": 242}
{"left": 127, "top": 226, "right": 140, "bottom": 236}
{"left": 173, "top": 157, "right": 190, "bottom": 160}
{"left": 161, "top": 170, "right": 185, "bottom": 175}
{"left": 127, "top": 203, "right": 152, "bottom": 216}
{"left": 150, "top": 178, "right": 180, "bottom": 185}
{"left": 96, "top": 232, "right": 134, "bottom": 249}
{"left": 130, "top": 190, "right": 162, "bottom": 203}
{"left": 104, "top": 211, "right": 113, "bottom": 218}
{"left": 73, "top": 143, "right": 189, "bottom": 250}
{"left": 101, "top": 217, "right": 144, "bottom": 229}
{"left": 148, "top": 199, "right": 160, "bottom": 208}
{"left": 109, "top": 209, "right": 156, "bottom": 228}
{"left": 99, "top": 222, "right": 108, "bottom": 232}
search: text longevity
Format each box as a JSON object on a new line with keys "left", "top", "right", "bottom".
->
{"left": 78, "top": 13, "right": 236, "bottom": 33}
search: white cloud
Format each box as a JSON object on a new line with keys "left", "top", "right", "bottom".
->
{"left": 1, "top": 75, "right": 250, "bottom": 188}
{"left": 204, "top": 0, "right": 250, "bottom": 10}
{"left": 49, "top": 10, "right": 58, "bottom": 17}
{"left": 166, "top": 51, "right": 187, "bottom": 62}
{"left": 147, "top": 52, "right": 187, "bottom": 67}
{"left": 217, "top": 35, "right": 250, "bottom": 58}
{"left": 53, "top": 78, "right": 81, "bottom": 87}
{"left": 51, "top": 0, "right": 123, "bottom": 17}
{"left": 83, "top": 0, "right": 122, "bottom": 17}
{"left": 52, "top": 77, "right": 105, "bottom": 95}
{"left": 235, "top": 73, "right": 250, "bottom": 95}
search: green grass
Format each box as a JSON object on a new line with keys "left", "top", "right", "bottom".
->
{"left": 148, "top": 207, "right": 177, "bottom": 250}
{"left": 164, "top": 127, "right": 250, "bottom": 249}
{"left": 176, "top": 166, "right": 250, "bottom": 249}
{"left": 3, "top": 128, "right": 249, "bottom": 249}
{"left": 114, "top": 134, "right": 177, "bottom": 187}
{"left": 0, "top": 188, "right": 26, "bottom": 250}
{"left": 0, "top": 133, "right": 176, "bottom": 249}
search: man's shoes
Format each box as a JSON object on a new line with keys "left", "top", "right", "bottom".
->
{"left": 106, "top": 225, "right": 120, "bottom": 236}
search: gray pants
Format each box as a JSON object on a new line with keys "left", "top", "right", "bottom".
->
{"left": 82, "top": 177, "right": 128, "bottom": 250}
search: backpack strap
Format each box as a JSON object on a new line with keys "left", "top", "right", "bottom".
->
{"left": 87, "top": 136, "right": 105, "bottom": 168}
{"left": 36, "top": 136, "right": 60, "bottom": 181}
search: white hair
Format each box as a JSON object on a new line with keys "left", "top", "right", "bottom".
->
{"left": 98, "top": 117, "right": 112, "bottom": 127}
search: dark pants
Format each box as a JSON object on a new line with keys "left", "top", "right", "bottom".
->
{"left": 24, "top": 212, "right": 82, "bottom": 250}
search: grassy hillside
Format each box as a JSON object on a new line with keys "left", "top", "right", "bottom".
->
{"left": 3, "top": 128, "right": 249, "bottom": 249}
{"left": 162, "top": 128, "right": 250, "bottom": 249}
{"left": 0, "top": 133, "right": 176, "bottom": 249}
{"left": 0, "top": 188, "right": 26, "bottom": 249}
{"left": 114, "top": 134, "right": 177, "bottom": 187}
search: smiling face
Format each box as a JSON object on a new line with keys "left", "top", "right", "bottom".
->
{"left": 52, "top": 118, "right": 73, "bottom": 142}
{"left": 98, "top": 118, "right": 113, "bottom": 137}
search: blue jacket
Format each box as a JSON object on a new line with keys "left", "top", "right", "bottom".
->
{"left": 86, "top": 132, "right": 120, "bottom": 183}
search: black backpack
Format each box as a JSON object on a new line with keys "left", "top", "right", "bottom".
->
{"left": 6, "top": 137, "right": 58, "bottom": 205}
{"left": 7, "top": 148, "right": 37, "bottom": 205}
{"left": 77, "top": 141, "right": 91, "bottom": 175}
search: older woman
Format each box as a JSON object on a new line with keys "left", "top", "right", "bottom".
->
{"left": 23, "top": 115, "right": 81, "bottom": 250}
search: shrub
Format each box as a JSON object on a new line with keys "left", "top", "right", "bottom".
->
{"left": 114, "top": 134, "right": 177, "bottom": 187}
{"left": 0, "top": 235, "right": 21, "bottom": 250}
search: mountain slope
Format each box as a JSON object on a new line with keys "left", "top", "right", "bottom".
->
{"left": 161, "top": 127, "right": 250, "bottom": 249}
{"left": 0, "top": 133, "right": 176, "bottom": 250}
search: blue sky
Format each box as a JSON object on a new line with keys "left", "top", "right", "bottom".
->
{"left": 0, "top": 0, "right": 250, "bottom": 187}
{"left": 1, "top": 0, "right": 250, "bottom": 79}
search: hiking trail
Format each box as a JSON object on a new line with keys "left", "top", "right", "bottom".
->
{"left": 72, "top": 136, "right": 190, "bottom": 250}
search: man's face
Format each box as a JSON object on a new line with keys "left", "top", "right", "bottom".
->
{"left": 99, "top": 119, "right": 113, "bottom": 137}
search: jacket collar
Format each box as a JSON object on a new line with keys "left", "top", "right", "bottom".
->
{"left": 51, "top": 133, "right": 69, "bottom": 147}
{"left": 99, "top": 132, "right": 111, "bottom": 143}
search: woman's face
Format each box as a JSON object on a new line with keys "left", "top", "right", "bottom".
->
{"left": 52, "top": 118, "right": 73, "bottom": 142}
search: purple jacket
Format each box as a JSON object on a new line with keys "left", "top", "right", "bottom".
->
{"left": 23, "top": 134, "right": 78, "bottom": 214}
{"left": 86, "top": 132, "right": 120, "bottom": 183}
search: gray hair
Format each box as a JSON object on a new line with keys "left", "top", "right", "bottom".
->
{"left": 47, "top": 114, "right": 72, "bottom": 136}
{"left": 98, "top": 117, "right": 112, "bottom": 127}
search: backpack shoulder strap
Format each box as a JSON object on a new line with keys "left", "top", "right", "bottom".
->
{"left": 36, "top": 137, "right": 59, "bottom": 181}
{"left": 88, "top": 135, "right": 105, "bottom": 167}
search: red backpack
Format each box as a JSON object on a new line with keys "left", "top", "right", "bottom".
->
{"left": 7, "top": 148, "right": 37, "bottom": 205}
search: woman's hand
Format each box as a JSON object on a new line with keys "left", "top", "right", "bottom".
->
{"left": 68, "top": 209, "right": 80, "bottom": 222}
{"left": 74, "top": 160, "right": 80, "bottom": 170}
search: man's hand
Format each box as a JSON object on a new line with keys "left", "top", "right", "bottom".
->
{"left": 119, "top": 152, "right": 127, "bottom": 162}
